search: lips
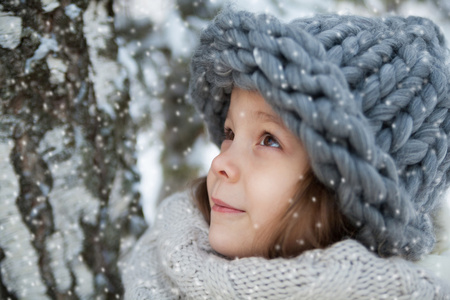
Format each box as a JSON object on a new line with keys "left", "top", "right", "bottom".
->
{"left": 211, "top": 197, "right": 245, "bottom": 214}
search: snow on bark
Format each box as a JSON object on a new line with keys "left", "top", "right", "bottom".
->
{"left": 41, "top": 0, "right": 60, "bottom": 13}
{"left": 65, "top": 4, "right": 82, "bottom": 20}
{"left": 1, "top": 0, "right": 145, "bottom": 298}
{"left": 45, "top": 232, "right": 71, "bottom": 292}
{"left": 83, "top": 1, "right": 124, "bottom": 118}
{"left": 108, "top": 168, "right": 131, "bottom": 223}
{"left": 46, "top": 56, "right": 68, "bottom": 85}
{"left": 38, "top": 126, "right": 98, "bottom": 297}
{"left": 0, "top": 141, "right": 49, "bottom": 300}
{"left": 70, "top": 255, "right": 94, "bottom": 299}
{"left": 24, "top": 36, "right": 59, "bottom": 74}
{"left": 0, "top": 12, "right": 22, "bottom": 50}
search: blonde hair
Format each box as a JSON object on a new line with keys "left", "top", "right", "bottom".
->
{"left": 190, "top": 169, "right": 356, "bottom": 259}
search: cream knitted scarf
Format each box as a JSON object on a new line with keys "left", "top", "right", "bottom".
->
{"left": 120, "top": 192, "right": 450, "bottom": 299}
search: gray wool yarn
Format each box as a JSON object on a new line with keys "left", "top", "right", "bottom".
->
{"left": 188, "top": 8, "right": 450, "bottom": 261}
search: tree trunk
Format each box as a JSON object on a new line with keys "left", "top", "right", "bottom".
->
{"left": 0, "top": 1, "right": 146, "bottom": 299}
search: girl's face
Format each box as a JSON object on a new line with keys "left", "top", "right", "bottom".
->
{"left": 207, "top": 88, "right": 309, "bottom": 258}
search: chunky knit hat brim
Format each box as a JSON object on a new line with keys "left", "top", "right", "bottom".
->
{"left": 189, "top": 8, "right": 450, "bottom": 261}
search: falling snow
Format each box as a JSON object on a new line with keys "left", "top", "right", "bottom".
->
{"left": 2, "top": 0, "right": 450, "bottom": 298}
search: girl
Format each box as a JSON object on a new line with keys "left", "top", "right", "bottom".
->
{"left": 194, "top": 86, "right": 356, "bottom": 259}
{"left": 122, "top": 8, "right": 450, "bottom": 299}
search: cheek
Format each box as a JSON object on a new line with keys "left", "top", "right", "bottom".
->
{"left": 206, "top": 168, "right": 216, "bottom": 206}
{"left": 248, "top": 178, "right": 291, "bottom": 225}
{"left": 206, "top": 168, "right": 213, "bottom": 191}
{"left": 250, "top": 165, "right": 301, "bottom": 220}
{"left": 258, "top": 166, "right": 300, "bottom": 198}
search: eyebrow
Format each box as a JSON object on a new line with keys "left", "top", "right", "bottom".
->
{"left": 226, "top": 109, "right": 286, "bottom": 128}
{"left": 253, "top": 111, "right": 285, "bottom": 127}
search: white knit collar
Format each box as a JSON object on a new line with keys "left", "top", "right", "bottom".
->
{"left": 141, "top": 191, "right": 450, "bottom": 299}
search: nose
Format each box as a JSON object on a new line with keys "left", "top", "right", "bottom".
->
{"left": 210, "top": 142, "right": 240, "bottom": 183}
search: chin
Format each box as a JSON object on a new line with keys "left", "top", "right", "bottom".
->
{"left": 209, "top": 233, "right": 261, "bottom": 259}
{"left": 209, "top": 231, "right": 244, "bottom": 258}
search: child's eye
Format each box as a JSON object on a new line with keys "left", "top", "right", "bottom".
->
{"left": 260, "top": 133, "right": 281, "bottom": 148}
{"left": 223, "top": 127, "right": 281, "bottom": 149}
{"left": 223, "top": 127, "right": 234, "bottom": 140}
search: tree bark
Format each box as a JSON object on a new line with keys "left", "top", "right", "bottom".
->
{"left": 0, "top": 1, "right": 146, "bottom": 299}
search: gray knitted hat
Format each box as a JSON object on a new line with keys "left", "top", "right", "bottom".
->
{"left": 188, "top": 8, "right": 450, "bottom": 261}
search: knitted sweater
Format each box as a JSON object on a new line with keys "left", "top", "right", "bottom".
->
{"left": 120, "top": 191, "right": 450, "bottom": 299}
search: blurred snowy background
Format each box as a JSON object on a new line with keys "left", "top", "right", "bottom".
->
{"left": 112, "top": 0, "right": 450, "bottom": 225}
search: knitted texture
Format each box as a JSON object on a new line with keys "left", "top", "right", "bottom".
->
{"left": 189, "top": 9, "right": 450, "bottom": 261}
{"left": 121, "top": 192, "right": 450, "bottom": 299}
